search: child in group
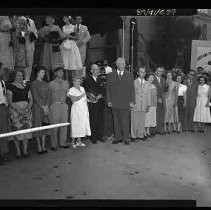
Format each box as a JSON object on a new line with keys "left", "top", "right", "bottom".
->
{"left": 67, "top": 77, "right": 91, "bottom": 148}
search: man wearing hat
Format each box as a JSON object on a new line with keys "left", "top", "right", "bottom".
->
{"left": 48, "top": 67, "right": 70, "bottom": 150}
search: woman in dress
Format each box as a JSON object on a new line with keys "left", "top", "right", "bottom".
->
{"left": 145, "top": 73, "right": 157, "bottom": 137}
{"left": 31, "top": 66, "right": 50, "bottom": 154}
{"left": 11, "top": 16, "right": 28, "bottom": 73}
{"left": 38, "top": 16, "right": 63, "bottom": 81}
{"left": 164, "top": 71, "right": 177, "bottom": 134}
{"left": 67, "top": 77, "right": 91, "bottom": 148}
{"left": 193, "top": 75, "right": 211, "bottom": 132}
{"left": 0, "top": 16, "right": 14, "bottom": 71}
{"left": 6, "top": 69, "right": 33, "bottom": 158}
{"left": 60, "top": 16, "right": 82, "bottom": 82}
{"left": 175, "top": 74, "right": 187, "bottom": 133}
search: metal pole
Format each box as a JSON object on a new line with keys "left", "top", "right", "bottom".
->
{"left": 131, "top": 24, "right": 134, "bottom": 73}
{"left": 122, "top": 19, "right": 125, "bottom": 58}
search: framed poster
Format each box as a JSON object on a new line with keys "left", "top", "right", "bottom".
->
{"left": 191, "top": 40, "right": 211, "bottom": 73}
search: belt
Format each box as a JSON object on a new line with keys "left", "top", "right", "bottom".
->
{"left": 52, "top": 102, "right": 65, "bottom": 104}
{"left": 0, "top": 103, "right": 6, "bottom": 106}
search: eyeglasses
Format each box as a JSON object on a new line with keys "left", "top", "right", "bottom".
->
{"left": 190, "top": 73, "right": 195, "bottom": 76}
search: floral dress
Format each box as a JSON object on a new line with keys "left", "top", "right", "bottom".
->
{"left": 0, "top": 16, "right": 14, "bottom": 70}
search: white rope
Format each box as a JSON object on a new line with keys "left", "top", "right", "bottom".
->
{"left": 0, "top": 123, "right": 70, "bottom": 139}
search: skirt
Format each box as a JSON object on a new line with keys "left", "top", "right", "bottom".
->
{"left": 177, "top": 96, "right": 184, "bottom": 123}
{"left": 8, "top": 101, "right": 32, "bottom": 141}
{"left": 145, "top": 106, "right": 157, "bottom": 127}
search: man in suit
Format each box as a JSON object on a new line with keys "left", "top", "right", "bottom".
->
{"left": 106, "top": 57, "right": 135, "bottom": 145}
{"left": 83, "top": 64, "right": 105, "bottom": 144}
{"left": 153, "top": 65, "right": 167, "bottom": 135}
{"left": 183, "top": 70, "right": 198, "bottom": 132}
{"left": 75, "top": 16, "right": 91, "bottom": 77}
{"left": 131, "top": 66, "right": 151, "bottom": 141}
{"left": 0, "top": 62, "right": 9, "bottom": 165}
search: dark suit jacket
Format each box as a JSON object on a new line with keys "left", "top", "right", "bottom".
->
{"left": 153, "top": 76, "right": 167, "bottom": 102}
{"left": 106, "top": 70, "right": 135, "bottom": 109}
{"left": 183, "top": 79, "right": 198, "bottom": 108}
{"left": 83, "top": 75, "right": 104, "bottom": 104}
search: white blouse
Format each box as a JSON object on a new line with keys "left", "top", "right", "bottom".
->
{"left": 178, "top": 84, "right": 187, "bottom": 96}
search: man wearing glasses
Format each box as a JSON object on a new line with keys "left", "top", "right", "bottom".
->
{"left": 183, "top": 70, "right": 198, "bottom": 132}
{"left": 0, "top": 62, "right": 9, "bottom": 164}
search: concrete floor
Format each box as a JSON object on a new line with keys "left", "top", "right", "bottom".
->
{"left": 0, "top": 128, "right": 211, "bottom": 207}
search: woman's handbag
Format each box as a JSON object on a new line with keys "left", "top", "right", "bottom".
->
{"left": 63, "top": 39, "right": 72, "bottom": 50}
{"left": 52, "top": 43, "right": 60, "bottom": 52}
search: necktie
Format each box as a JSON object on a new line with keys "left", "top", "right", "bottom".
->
{"left": 76, "top": 24, "right": 79, "bottom": 32}
{"left": 141, "top": 80, "right": 143, "bottom": 88}
{"left": 0, "top": 80, "right": 6, "bottom": 96}
{"left": 118, "top": 71, "right": 122, "bottom": 79}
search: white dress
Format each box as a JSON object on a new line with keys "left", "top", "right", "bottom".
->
{"left": 61, "top": 24, "right": 82, "bottom": 71}
{"left": 194, "top": 84, "right": 211, "bottom": 123}
{"left": 67, "top": 86, "right": 91, "bottom": 138}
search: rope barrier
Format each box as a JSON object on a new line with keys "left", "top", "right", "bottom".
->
{"left": 0, "top": 123, "right": 70, "bottom": 139}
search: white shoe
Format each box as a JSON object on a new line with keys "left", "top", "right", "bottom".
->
{"left": 76, "top": 142, "right": 85, "bottom": 147}
{"left": 71, "top": 144, "right": 76, "bottom": 149}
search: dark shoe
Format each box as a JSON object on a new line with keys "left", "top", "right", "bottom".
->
{"left": 189, "top": 130, "right": 195, "bottom": 133}
{"left": 131, "top": 138, "right": 138, "bottom": 142}
{"left": 1, "top": 154, "right": 10, "bottom": 161}
{"left": 16, "top": 155, "right": 21, "bottom": 160}
{"left": 22, "top": 154, "right": 29, "bottom": 158}
{"left": 91, "top": 140, "right": 98, "bottom": 144}
{"left": 51, "top": 147, "right": 58, "bottom": 151}
{"left": 112, "top": 140, "right": 119, "bottom": 144}
{"left": 124, "top": 141, "right": 130, "bottom": 145}
{"left": 139, "top": 137, "right": 146, "bottom": 141}
{"left": 60, "top": 145, "right": 70, "bottom": 149}
{"left": 42, "top": 149, "right": 48, "bottom": 154}
{"left": 37, "top": 151, "right": 43, "bottom": 155}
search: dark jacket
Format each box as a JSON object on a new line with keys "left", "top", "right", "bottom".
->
{"left": 153, "top": 76, "right": 167, "bottom": 102}
{"left": 83, "top": 75, "right": 105, "bottom": 104}
{"left": 106, "top": 70, "right": 135, "bottom": 109}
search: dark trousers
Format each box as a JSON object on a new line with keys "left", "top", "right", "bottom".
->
{"left": 0, "top": 105, "right": 9, "bottom": 156}
{"left": 183, "top": 105, "right": 196, "bottom": 131}
{"left": 88, "top": 102, "right": 104, "bottom": 142}
{"left": 156, "top": 103, "right": 165, "bottom": 133}
{"left": 112, "top": 108, "right": 130, "bottom": 142}
{"left": 103, "top": 106, "right": 114, "bottom": 137}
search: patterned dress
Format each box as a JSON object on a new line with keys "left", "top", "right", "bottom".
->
{"left": 7, "top": 83, "right": 32, "bottom": 141}
{"left": 38, "top": 25, "right": 63, "bottom": 71}
{"left": 164, "top": 80, "right": 177, "bottom": 123}
{"left": 11, "top": 16, "right": 28, "bottom": 70}
{"left": 0, "top": 16, "right": 14, "bottom": 70}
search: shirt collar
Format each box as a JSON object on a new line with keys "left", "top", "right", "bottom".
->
{"left": 138, "top": 78, "right": 145, "bottom": 83}
{"left": 92, "top": 75, "right": 97, "bottom": 81}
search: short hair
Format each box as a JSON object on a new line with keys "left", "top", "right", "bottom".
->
{"left": 198, "top": 75, "right": 208, "bottom": 83}
{"left": 116, "top": 57, "right": 126, "bottom": 65}
{"left": 54, "top": 67, "right": 64, "bottom": 73}
{"left": 176, "top": 74, "right": 185, "bottom": 83}
{"left": 156, "top": 64, "right": 164, "bottom": 70}
{"left": 35, "top": 66, "right": 46, "bottom": 76}
{"left": 72, "top": 76, "right": 82, "bottom": 83}
{"left": 10, "top": 69, "right": 24, "bottom": 82}
{"left": 146, "top": 72, "right": 155, "bottom": 79}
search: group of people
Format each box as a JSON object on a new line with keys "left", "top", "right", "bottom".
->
{"left": 0, "top": 15, "right": 90, "bottom": 83}
{"left": 0, "top": 54, "right": 211, "bottom": 165}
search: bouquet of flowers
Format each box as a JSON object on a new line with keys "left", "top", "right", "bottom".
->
{"left": 87, "top": 90, "right": 102, "bottom": 103}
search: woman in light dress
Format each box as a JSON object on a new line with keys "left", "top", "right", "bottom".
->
{"left": 0, "top": 16, "right": 14, "bottom": 71}
{"left": 145, "top": 73, "right": 157, "bottom": 137}
{"left": 164, "top": 71, "right": 178, "bottom": 133}
{"left": 60, "top": 16, "right": 82, "bottom": 82}
{"left": 67, "top": 77, "right": 91, "bottom": 148}
{"left": 193, "top": 75, "right": 211, "bottom": 133}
